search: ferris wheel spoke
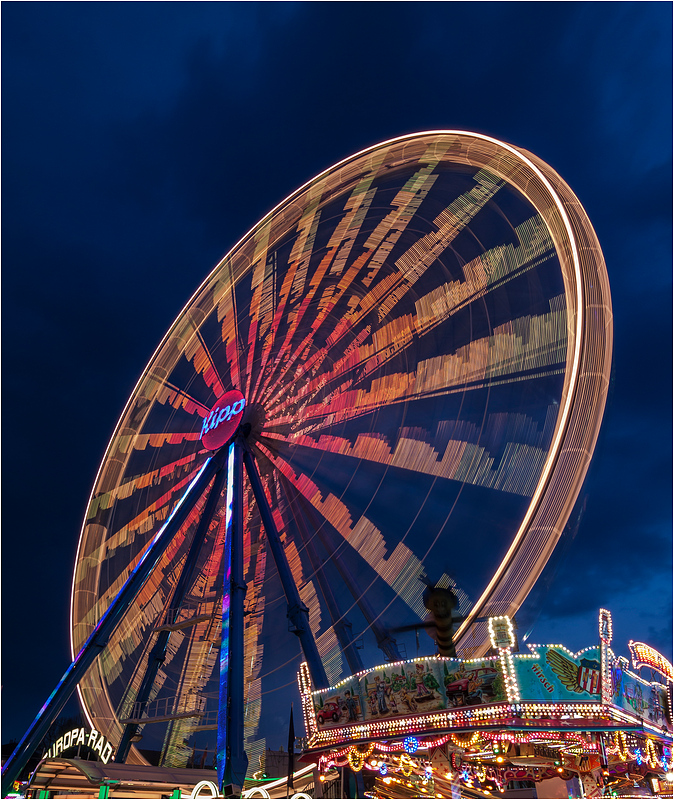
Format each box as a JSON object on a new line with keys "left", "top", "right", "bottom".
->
{"left": 248, "top": 250, "right": 278, "bottom": 402}
{"left": 262, "top": 252, "right": 334, "bottom": 398}
{"left": 87, "top": 451, "right": 202, "bottom": 523}
{"left": 265, "top": 478, "right": 347, "bottom": 686}
{"left": 258, "top": 160, "right": 435, "bottom": 406}
{"left": 256, "top": 441, "right": 431, "bottom": 621}
{"left": 261, "top": 170, "right": 505, "bottom": 411}
{"left": 251, "top": 194, "right": 324, "bottom": 400}
{"left": 149, "top": 377, "right": 212, "bottom": 416}
{"left": 212, "top": 255, "right": 244, "bottom": 391}
{"left": 324, "top": 169, "right": 502, "bottom": 340}
{"left": 289, "top": 215, "right": 557, "bottom": 404}
{"left": 92, "top": 464, "right": 207, "bottom": 567}
{"left": 265, "top": 370, "right": 556, "bottom": 445}
{"left": 256, "top": 253, "right": 371, "bottom": 409}
{"left": 279, "top": 476, "right": 402, "bottom": 665}
{"left": 256, "top": 174, "right": 382, "bottom": 403}
{"left": 249, "top": 255, "right": 302, "bottom": 402}
{"left": 328, "top": 168, "right": 504, "bottom": 333}
{"left": 258, "top": 160, "right": 441, "bottom": 404}
{"left": 266, "top": 402, "right": 552, "bottom": 500}
{"left": 265, "top": 250, "right": 335, "bottom": 386}
{"left": 184, "top": 329, "right": 228, "bottom": 398}
{"left": 265, "top": 301, "right": 567, "bottom": 436}
{"left": 161, "top": 304, "right": 230, "bottom": 401}
{"left": 244, "top": 471, "right": 302, "bottom": 614}
{"left": 274, "top": 449, "right": 479, "bottom": 654}
{"left": 243, "top": 224, "right": 278, "bottom": 400}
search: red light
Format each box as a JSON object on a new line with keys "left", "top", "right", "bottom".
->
{"left": 201, "top": 390, "right": 246, "bottom": 450}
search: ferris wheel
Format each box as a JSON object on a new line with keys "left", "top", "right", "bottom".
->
{"left": 61, "top": 131, "right": 611, "bottom": 781}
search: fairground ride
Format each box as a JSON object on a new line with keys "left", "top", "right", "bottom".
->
{"left": 2, "top": 131, "right": 613, "bottom": 798}
{"left": 298, "top": 609, "right": 672, "bottom": 799}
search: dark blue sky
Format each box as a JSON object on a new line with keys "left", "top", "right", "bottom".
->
{"left": 2, "top": 1, "right": 672, "bottom": 744}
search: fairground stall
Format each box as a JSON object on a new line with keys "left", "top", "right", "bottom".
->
{"left": 299, "top": 610, "right": 673, "bottom": 799}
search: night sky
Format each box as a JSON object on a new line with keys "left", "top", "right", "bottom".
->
{"left": 2, "top": 1, "right": 672, "bottom": 747}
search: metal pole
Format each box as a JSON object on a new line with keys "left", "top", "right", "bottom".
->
{"left": 242, "top": 447, "right": 329, "bottom": 689}
{"left": 0, "top": 453, "right": 225, "bottom": 798}
{"left": 218, "top": 439, "right": 248, "bottom": 796}
{"left": 116, "top": 463, "right": 229, "bottom": 762}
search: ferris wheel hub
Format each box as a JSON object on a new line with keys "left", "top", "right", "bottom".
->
{"left": 240, "top": 401, "right": 266, "bottom": 440}
{"left": 201, "top": 389, "right": 246, "bottom": 451}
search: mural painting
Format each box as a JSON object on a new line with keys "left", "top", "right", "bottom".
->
{"left": 360, "top": 660, "right": 447, "bottom": 720}
{"left": 441, "top": 658, "right": 506, "bottom": 707}
{"left": 314, "top": 678, "right": 364, "bottom": 729}
{"left": 312, "top": 656, "right": 514, "bottom": 731}
{"left": 514, "top": 647, "right": 603, "bottom": 703}
{"left": 611, "top": 659, "right": 670, "bottom": 728}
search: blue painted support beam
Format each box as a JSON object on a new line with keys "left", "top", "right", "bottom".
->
{"left": 286, "top": 486, "right": 364, "bottom": 675}
{"left": 217, "top": 440, "right": 248, "bottom": 797}
{"left": 116, "top": 463, "right": 229, "bottom": 763}
{"left": 242, "top": 447, "right": 329, "bottom": 690}
{"left": 0, "top": 453, "right": 225, "bottom": 799}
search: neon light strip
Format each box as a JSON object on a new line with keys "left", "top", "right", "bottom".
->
{"left": 216, "top": 444, "right": 235, "bottom": 788}
{"left": 629, "top": 641, "right": 673, "bottom": 682}
{"left": 305, "top": 702, "right": 648, "bottom": 750}
{"left": 488, "top": 617, "right": 521, "bottom": 703}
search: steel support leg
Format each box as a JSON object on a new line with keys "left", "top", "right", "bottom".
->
{"left": 217, "top": 440, "right": 248, "bottom": 796}
{"left": 287, "top": 485, "right": 364, "bottom": 675}
{"left": 242, "top": 447, "right": 329, "bottom": 689}
{"left": 1, "top": 453, "right": 226, "bottom": 799}
{"left": 117, "top": 464, "right": 229, "bottom": 763}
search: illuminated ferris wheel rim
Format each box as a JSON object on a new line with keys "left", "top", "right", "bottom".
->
{"left": 69, "top": 130, "right": 611, "bottom": 740}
